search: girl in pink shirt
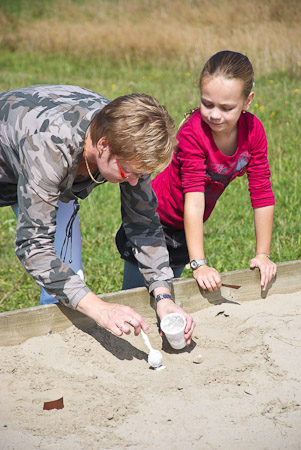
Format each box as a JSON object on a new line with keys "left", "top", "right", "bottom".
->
{"left": 117, "top": 51, "right": 277, "bottom": 292}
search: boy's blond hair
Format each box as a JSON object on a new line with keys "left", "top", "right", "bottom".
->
{"left": 90, "top": 93, "right": 177, "bottom": 173}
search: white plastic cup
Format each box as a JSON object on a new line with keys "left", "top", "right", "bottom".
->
{"left": 160, "top": 313, "right": 186, "bottom": 349}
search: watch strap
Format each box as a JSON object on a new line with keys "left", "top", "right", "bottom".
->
{"left": 155, "top": 293, "right": 173, "bottom": 302}
{"left": 190, "top": 259, "right": 207, "bottom": 270}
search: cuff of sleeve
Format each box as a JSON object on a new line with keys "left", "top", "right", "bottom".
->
{"left": 148, "top": 280, "right": 172, "bottom": 294}
{"left": 69, "top": 286, "right": 91, "bottom": 310}
{"left": 251, "top": 197, "right": 275, "bottom": 208}
{"left": 183, "top": 187, "right": 205, "bottom": 194}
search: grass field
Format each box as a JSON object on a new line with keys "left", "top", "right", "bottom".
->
{"left": 0, "top": 0, "right": 300, "bottom": 312}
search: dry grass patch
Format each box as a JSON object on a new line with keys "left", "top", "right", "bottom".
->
{"left": 1, "top": 0, "right": 300, "bottom": 73}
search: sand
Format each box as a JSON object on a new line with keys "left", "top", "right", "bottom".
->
{"left": 0, "top": 291, "right": 301, "bottom": 450}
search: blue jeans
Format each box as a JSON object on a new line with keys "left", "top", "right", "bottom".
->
{"left": 12, "top": 200, "right": 84, "bottom": 305}
{"left": 122, "top": 260, "right": 185, "bottom": 290}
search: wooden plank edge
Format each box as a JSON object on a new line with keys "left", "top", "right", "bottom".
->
{"left": 0, "top": 259, "right": 300, "bottom": 346}
{"left": 173, "top": 259, "right": 301, "bottom": 312}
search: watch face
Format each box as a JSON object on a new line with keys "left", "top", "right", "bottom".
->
{"left": 190, "top": 260, "right": 197, "bottom": 269}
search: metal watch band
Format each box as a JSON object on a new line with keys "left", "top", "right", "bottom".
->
{"left": 255, "top": 253, "right": 270, "bottom": 259}
{"left": 190, "top": 259, "right": 207, "bottom": 270}
{"left": 155, "top": 294, "right": 173, "bottom": 302}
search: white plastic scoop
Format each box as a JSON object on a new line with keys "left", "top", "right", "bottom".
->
{"left": 141, "top": 330, "right": 163, "bottom": 368}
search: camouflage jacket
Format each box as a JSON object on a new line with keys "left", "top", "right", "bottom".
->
{"left": 0, "top": 85, "right": 173, "bottom": 309}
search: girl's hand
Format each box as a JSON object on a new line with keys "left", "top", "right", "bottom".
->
{"left": 193, "top": 265, "right": 221, "bottom": 292}
{"left": 250, "top": 255, "right": 277, "bottom": 291}
{"left": 156, "top": 299, "right": 196, "bottom": 346}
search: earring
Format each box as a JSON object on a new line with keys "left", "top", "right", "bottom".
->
{"left": 242, "top": 110, "right": 246, "bottom": 114}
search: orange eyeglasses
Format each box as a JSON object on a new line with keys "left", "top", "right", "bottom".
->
{"left": 114, "top": 153, "right": 149, "bottom": 180}
{"left": 114, "top": 155, "right": 127, "bottom": 179}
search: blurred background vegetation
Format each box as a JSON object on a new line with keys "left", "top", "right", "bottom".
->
{"left": 0, "top": 0, "right": 300, "bottom": 311}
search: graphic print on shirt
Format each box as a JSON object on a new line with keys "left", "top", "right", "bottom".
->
{"left": 205, "top": 152, "right": 251, "bottom": 207}
{"left": 206, "top": 152, "right": 251, "bottom": 184}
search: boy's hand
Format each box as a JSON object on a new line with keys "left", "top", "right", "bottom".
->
{"left": 76, "top": 292, "right": 149, "bottom": 336}
{"left": 156, "top": 299, "right": 196, "bottom": 346}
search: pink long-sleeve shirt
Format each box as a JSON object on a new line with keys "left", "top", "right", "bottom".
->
{"left": 152, "top": 110, "right": 275, "bottom": 229}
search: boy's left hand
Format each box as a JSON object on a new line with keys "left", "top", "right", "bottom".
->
{"left": 156, "top": 299, "right": 196, "bottom": 346}
{"left": 250, "top": 255, "right": 277, "bottom": 291}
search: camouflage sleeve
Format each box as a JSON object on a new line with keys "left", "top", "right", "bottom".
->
{"left": 15, "top": 134, "right": 90, "bottom": 309}
{"left": 119, "top": 176, "right": 173, "bottom": 292}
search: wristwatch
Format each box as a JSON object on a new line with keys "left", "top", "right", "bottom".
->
{"left": 190, "top": 259, "right": 207, "bottom": 270}
{"left": 155, "top": 294, "right": 173, "bottom": 302}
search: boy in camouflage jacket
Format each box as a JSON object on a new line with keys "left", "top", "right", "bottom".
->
{"left": 0, "top": 84, "right": 195, "bottom": 342}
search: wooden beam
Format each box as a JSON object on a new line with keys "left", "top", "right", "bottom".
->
{"left": 0, "top": 260, "right": 300, "bottom": 346}
{"left": 173, "top": 259, "right": 301, "bottom": 312}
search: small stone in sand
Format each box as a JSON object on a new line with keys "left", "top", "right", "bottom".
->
{"left": 193, "top": 354, "right": 204, "bottom": 364}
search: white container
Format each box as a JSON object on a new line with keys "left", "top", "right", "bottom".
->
{"left": 160, "top": 313, "right": 186, "bottom": 349}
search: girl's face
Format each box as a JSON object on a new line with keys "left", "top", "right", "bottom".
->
{"left": 200, "top": 75, "right": 254, "bottom": 135}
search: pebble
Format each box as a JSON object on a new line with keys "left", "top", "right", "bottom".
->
{"left": 193, "top": 354, "right": 204, "bottom": 364}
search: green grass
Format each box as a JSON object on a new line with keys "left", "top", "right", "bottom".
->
{"left": 0, "top": 51, "right": 200, "bottom": 122}
{"left": 0, "top": 51, "right": 300, "bottom": 312}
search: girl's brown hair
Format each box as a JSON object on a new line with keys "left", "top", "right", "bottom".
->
{"left": 199, "top": 50, "right": 254, "bottom": 98}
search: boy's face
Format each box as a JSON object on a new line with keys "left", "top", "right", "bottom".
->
{"left": 96, "top": 141, "right": 149, "bottom": 186}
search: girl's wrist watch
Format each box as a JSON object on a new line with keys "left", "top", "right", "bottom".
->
{"left": 190, "top": 259, "right": 207, "bottom": 270}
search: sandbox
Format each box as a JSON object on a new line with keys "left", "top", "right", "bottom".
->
{"left": 0, "top": 261, "right": 300, "bottom": 449}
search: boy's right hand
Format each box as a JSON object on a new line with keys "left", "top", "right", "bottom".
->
{"left": 193, "top": 265, "right": 221, "bottom": 292}
{"left": 76, "top": 292, "right": 149, "bottom": 337}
